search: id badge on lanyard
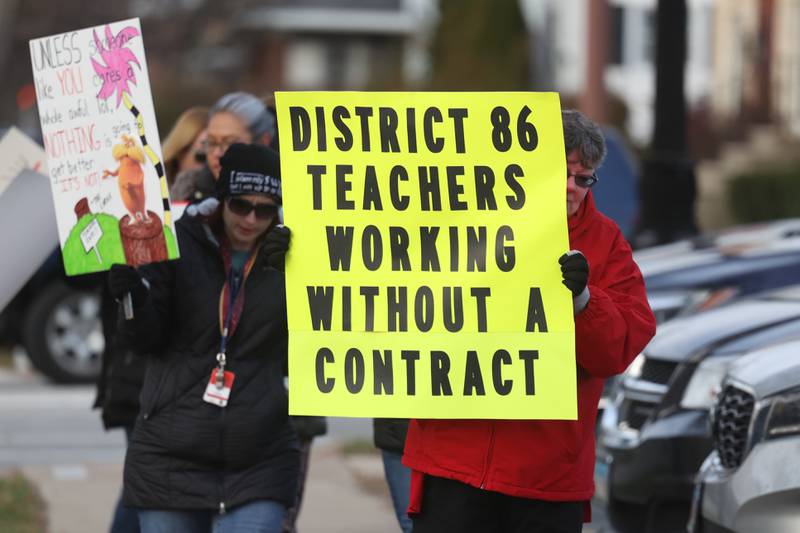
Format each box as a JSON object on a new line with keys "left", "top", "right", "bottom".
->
{"left": 204, "top": 324, "right": 236, "bottom": 408}
{"left": 203, "top": 258, "right": 251, "bottom": 407}
{"left": 203, "top": 368, "right": 235, "bottom": 407}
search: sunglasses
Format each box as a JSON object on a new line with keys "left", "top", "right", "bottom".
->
{"left": 567, "top": 170, "right": 599, "bottom": 188}
{"left": 226, "top": 197, "right": 278, "bottom": 220}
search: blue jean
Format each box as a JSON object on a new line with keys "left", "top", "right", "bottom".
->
{"left": 139, "top": 500, "right": 287, "bottom": 533}
{"left": 111, "top": 499, "right": 141, "bottom": 533}
{"left": 282, "top": 437, "right": 312, "bottom": 533}
{"left": 382, "top": 450, "right": 413, "bottom": 533}
{"left": 111, "top": 427, "right": 140, "bottom": 533}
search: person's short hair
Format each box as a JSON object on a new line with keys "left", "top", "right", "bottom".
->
{"left": 562, "top": 109, "right": 606, "bottom": 170}
{"left": 210, "top": 91, "right": 276, "bottom": 141}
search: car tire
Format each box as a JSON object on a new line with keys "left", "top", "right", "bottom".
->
{"left": 608, "top": 496, "right": 691, "bottom": 533}
{"left": 607, "top": 495, "right": 648, "bottom": 533}
{"left": 22, "top": 279, "right": 104, "bottom": 383}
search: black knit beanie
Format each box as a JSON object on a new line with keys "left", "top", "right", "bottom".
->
{"left": 216, "top": 143, "right": 282, "bottom": 204}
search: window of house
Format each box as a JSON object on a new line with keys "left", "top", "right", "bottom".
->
{"left": 285, "top": 39, "right": 328, "bottom": 89}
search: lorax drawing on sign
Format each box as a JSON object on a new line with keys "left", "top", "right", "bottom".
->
{"left": 103, "top": 134, "right": 147, "bottom": 224}
{"left": 91, "top": 23, "right": 172, "bottom": 227}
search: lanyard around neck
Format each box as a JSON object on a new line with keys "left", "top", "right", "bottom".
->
{"left": 215, "top": 243, "right": 257, "bottom": 387}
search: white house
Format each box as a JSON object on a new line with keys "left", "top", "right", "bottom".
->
{"left": 520, "top": 0, "right": 715, "bottom": 145}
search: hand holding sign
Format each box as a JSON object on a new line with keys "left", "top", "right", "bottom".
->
{"left": 108, "top": 264, "right": 147, "bottom": 315}
{"left": 263, "top": 225, "right": 291, "bottom": 271}
{"left": 559, "top": 250, "right": 590, "bottom": 315}
{"left": 559, "top": 251, "right": 589, "bottom": 296}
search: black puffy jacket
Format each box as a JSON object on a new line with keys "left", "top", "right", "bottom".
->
{"left": 373, "top": 418, "right": 409, "bottom": 454}
{"left": 119, "top": 211, "right": 299, "bottom": 511}
{"left": 69, "top": 270, "right": 144, "bottom": 430}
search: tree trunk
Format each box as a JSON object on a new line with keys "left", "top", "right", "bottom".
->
{"left": 120, "top": 212, "right": 168, "bottom": 266}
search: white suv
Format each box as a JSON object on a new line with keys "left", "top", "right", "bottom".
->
{"left": 690, "top": 339, "right": 800, "bottom": 532}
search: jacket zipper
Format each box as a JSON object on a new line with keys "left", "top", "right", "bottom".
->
{"left": 479, "top": 421, "right": 496, "bottom": 489}
{"left": 218, "top": 404, "right": 227, "bottom": 514}
{"left": 142, "top": 363, "right": 170, "bottom": 420}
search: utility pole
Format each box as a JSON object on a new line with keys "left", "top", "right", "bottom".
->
{"left": 636, "top": 0, "right": 697, "bottom": 246}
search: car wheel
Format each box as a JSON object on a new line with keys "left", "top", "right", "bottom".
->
{"left": 607, "top": 495, "right": 648, "bottom": 533}
{"left": 22, "top": 279, "right": 104, "bottom": 383}
{"left": 608, "top": 496, "right": 690, "bottom": 533}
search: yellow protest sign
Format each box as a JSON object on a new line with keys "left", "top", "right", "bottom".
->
{"left": 276, "top": 92, "right": 576, "bottom": 420}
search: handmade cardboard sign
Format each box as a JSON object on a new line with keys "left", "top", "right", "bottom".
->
{"left": 30, "top": 18, "right": 178, "bottom": 276}
{"left": 0, "top": 126, "right": 49, "bottom": 196}
{"left": 277, "top": 92, "right": 576, "bottom": 420}
{"left": 0, "top": 128, "right": 56, "bottom": 311}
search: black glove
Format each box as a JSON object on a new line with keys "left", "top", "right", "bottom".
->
{"left": 559, "top": 250, "right": 589, "bottom": 297}
{"left": 262, "top": 225, "right": 291, "bottom": 271}
{"left": 107, "top": 264, "right": 147, "bottom": 306}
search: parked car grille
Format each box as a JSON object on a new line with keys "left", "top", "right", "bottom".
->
{"left": 619, "top": 398, "right": 657, "bottom": 430}
{"left": 712, "top": 385, "right": 755, "bottom": 469}
{"left": 640, "top": 358, "right": 678, "bottom": 385}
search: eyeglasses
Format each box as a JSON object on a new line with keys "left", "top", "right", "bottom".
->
{"left": 203, "top": 137, "right": 247, "bottom": 154}
{"left": 567, "top": 169, "right": 599, "bottom": 188}
{"left": 226, "top": 198, "right": 278, "bottom": 220}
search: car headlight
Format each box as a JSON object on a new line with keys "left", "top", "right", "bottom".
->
{"left": 765, "top": 388, "right": 800, "bottom": 439}
{"left": 681, "top": 355, "right": 739, "bottom": 409}
{"left": 625, "top": 353, "right": 645, "bottom": 378}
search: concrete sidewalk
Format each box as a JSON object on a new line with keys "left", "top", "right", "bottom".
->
{"left": 296, "top": 444, "right": 398, "bottom": 533}
{"left": 22, "top": 442, "right": 398, "bottom": 533}
{"left": 23, "top": 451, "right": 612, "bottom": 533}
{"left": 0, "top": 366, "right": 612, "bottom": 532}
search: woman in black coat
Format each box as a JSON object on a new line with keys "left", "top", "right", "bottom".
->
{"left": 109, "top": 144, "right": 297, "bottom": 533}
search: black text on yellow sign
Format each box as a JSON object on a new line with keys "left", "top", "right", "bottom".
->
{"left": 277, "top": 92, "right": 576, "bottom": 420}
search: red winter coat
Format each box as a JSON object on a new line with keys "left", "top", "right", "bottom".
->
{"left": 403, "top": 192, "right": 656, "bottom": 517}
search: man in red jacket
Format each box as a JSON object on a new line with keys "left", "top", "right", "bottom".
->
{"left": 403, "top": 109, "right": 657, "bottom": 532}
